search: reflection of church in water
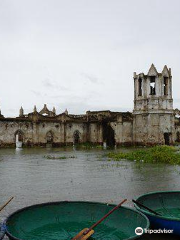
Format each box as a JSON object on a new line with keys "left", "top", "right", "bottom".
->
{"left": 0, "top": 64, "right": 180, "bottom": 147}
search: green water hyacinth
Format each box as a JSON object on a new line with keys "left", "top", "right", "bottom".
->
{"left": 107, "top": 146, "right": 180, "bottom": 164}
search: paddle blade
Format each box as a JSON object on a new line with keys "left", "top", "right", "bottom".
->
{"left": 80, "top": 229, "right": 94, "bottom": 240}
{"left": 71, "top": 228, "right": 95, "bottom": 240}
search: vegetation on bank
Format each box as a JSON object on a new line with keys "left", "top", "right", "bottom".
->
{"left": 107, "top": 146, "right": 180, "bottom": 164}
{"left": 44, "top": 155, "right": 76, "bottom": 160}
{"left": 75, "top": 142, "right": 103, "bottom": 149}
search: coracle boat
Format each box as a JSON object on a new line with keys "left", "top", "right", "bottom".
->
{"left": 0, "top": 223, "right": 5, "bottom": 240}
{"left": 134, "top": 191, "right": 180, "bottom": 236}
{"left": 5, "top": 201, "right": 149, "bottom": 240}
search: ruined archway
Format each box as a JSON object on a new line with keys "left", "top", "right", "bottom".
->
{"left": 14, "top": 130, "right": 24, "bottom": 142}
{"left": 73, "top": 130, "right": 80, "bottom": 145}
{"left": 14, "top": 130, "right": 24, "bottom": 148}
{"left": 102, "top": 122, "right": 115, "bottom": 147}
{"left": 46, "top": 131, "right": 54, "bottom": 144}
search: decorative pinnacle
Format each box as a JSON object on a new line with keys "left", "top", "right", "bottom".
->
{"left": 64, "top": 109, "right": 68, "bottom": 115}
{"left": 169, "top": 68, "right": 171, "bottom": 76}
{"left": 147, "top": 63, "right": 158, "bottom": 76}
{"left": 19, "top": 106, "right": 24, "bottom": 116}
{"left": 44, "top": 104, "right": 47, "bottom": 108}
{"left": 52, "top": 107, "right": 56, "bottom": 114}
{"left": 34, "top": 105, "right": 37, "bottom": 112}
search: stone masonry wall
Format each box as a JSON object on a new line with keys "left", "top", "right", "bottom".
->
{"left": 0, "top": 117, "right": 133, "bottom": 147}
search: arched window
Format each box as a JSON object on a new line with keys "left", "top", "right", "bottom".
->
{"left": 138, "top": 78, "right": 142, "bottom": 96}
{"left": 150, "top": 76, "right": 156, "bottom": 95}
{"left": 46, "top": 131, "right": 53, "bottom": 143}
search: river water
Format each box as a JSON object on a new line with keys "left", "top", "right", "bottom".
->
{"left": 0, "top": 147, "right": 180, "bottom": 240}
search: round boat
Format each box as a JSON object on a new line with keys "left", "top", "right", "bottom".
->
{"left": 134, "top": 191, "right": 180, "bottom": 236}
{"left": 5, "top": 201, "right": 149, "bottom": 240}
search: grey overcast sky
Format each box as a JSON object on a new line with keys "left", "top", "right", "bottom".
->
{"left": 0, "top": 0, "right": 180, "bottom": 117}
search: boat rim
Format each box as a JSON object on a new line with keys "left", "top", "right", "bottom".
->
{"left": 0, "top": 222, "right": 6, "bottom": 240}
{"left": 134, "top": 191, "right": 180, "bottom": 222}
{"left": 5, "top": 200, "right": 150, "bottom": 240}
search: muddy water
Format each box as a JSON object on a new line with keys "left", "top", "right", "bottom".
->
{"left": 0, "top": 147, "right": 180, "bottom": 240}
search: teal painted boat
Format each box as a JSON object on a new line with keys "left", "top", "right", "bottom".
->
{"left": 134, "top": 191, "right": 180, "bottom": 236}
{"left": 5, "top": 201, "right": 149, "bottom": 240}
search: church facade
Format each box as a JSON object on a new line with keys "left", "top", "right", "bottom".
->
{"left": 0, "top": 64, "right": 180, "bottom": 147}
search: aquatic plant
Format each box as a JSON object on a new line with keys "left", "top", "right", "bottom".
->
{"left": 107, "top": 146, "right": 180, "bottom": 165}
{"left": 75, "top": 142, "right": 103, "bottom": 149}
{"left": 44, "top": 155, "right": 76, "bottom": 160}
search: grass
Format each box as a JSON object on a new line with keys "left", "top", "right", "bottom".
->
{"left": 44, "top": 155, "right": 76, "bottom": 160}
{"left": 107, "top": 145, "right": 180, "bottom": 165}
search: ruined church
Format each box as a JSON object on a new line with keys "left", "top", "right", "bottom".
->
{"left": 0, "top": 64, "right": 180, "bottom": 147}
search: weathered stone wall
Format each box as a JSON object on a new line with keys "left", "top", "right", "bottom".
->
{"left": 0, "top": 115, "right": 133, "bottom": 147}
{"left": 110, "top": 121, "right": 133, "bottom": 145}
{"left": 133, "top": 113, "right": 175, "bottom": 145}
{"left": 0, "top": 113, "right": 177, "bottom": 147}
{"left": 88, "top": 123, "right": 103, "bottom": 144}
{"left": 65, "top": 122, "right": 88, "bottom": 144}
{"left": 133, "top": 64, "right": 175, "bottom": 145}
{"left": 0, "top": 120, "right": 33, "bottom": 146}
{"left": 0, "top": 120, "right": 89, "bottom": 146}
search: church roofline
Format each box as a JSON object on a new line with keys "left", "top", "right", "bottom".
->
{"left": 134, "top": 64, "right": 171, "bottom": 79}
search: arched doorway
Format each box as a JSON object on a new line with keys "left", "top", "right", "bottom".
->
{"left": 102, "top": 122, "right": 115, "bottom": 147}
{"left": 14, "top": 130, "right": 24, "bottom": 148}
{"left": 73, "top": 130, "right": 80, "bottom": 145}
{"left": 164, "top": 132, "right": 170, "bottom": 145}
{"left": 46, "top": 131, "right": 53, "bottom": 144}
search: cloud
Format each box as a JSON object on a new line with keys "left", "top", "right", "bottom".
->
{"left": 42, "top": 78, "right": 68, "bottom": 91}
{"left": 1, "top": 0, "right": 180, "bottom": 117}
{"left": 42, "top": 78, "right": 54, "bottom": 88}
{"left": 31, "top": 90, "right": 43, "bottom": 96}
{"left": 81, "top": 73, "right": 101, "bottom": 84}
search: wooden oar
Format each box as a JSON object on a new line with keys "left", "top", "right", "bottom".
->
{"left": 0, "top": 197, "right": 14, "bottom": 213}
{"left": 132, "top": 199, "right": 161, "bottom": 216}
{"left": 71, "top": 199, "right": 127, "bottom": 240}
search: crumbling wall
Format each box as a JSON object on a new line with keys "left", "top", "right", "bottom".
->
{"left": 133, "top": 113, "right": 175, "bottom": 145}
{"left": 0, "top": 120, "right": 99, "bottom": 146}
{"left": 65, "top": 122, "right": 88, "bottom": 144}
{"left": 0, "top": 121, "right": 33, "bottom": 146}
{"left": 110, "top": 120, "right": 133, "bottom": 146}
{"left": 88, "top": 123, "right": 103, "bottom": 144}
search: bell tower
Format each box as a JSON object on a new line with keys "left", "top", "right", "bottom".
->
{"left": 133, "top": 64, "right": 175, "bottom": 145}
